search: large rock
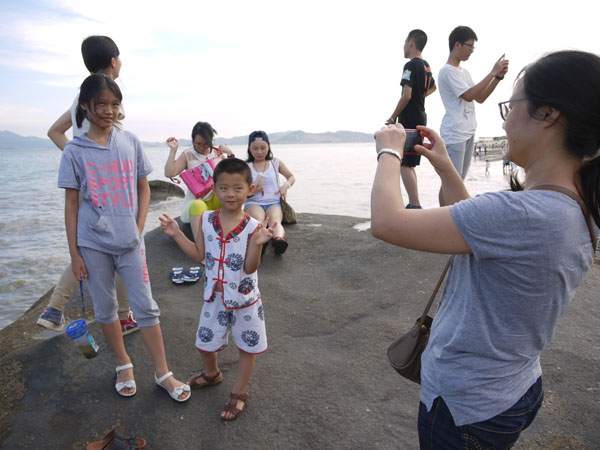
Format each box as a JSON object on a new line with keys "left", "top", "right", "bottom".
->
{"left": 0, "top": 213, "right": 598, "bottom": 449}
{"left": 149, "top": 179, "right": 184, "bottom": 203}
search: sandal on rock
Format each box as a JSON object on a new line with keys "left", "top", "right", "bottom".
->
{"left": 183, "top": 266, "right": 201, "bottom": 284}
{"left": 187, "top": 371, "right": 223, "bottom": 389}
{"left": 272, "top": 237, "right": 288, "bottom": 255}
{"left": 170, "top": 266, "right": 184, "bottom": 284}
{"left": 86, "top": 429, "right": 146, "bottom": 450}
{"left": 221, "top": 392, "right": 249, "bottom": 420}
{"left": 155, "top": 371, "right": 191, "bottom": 402}
{"left": 115, "top": 363, "right": 136, "bottom": 397}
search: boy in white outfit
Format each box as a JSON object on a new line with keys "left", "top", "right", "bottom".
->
{"left": 160, "top": 157, "right": 273, "bottom": 420}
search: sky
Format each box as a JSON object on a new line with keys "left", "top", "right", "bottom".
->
{"left": 0, "top": 0, "right": 598, "bottom": 142}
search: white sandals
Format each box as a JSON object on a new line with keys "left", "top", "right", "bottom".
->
{"left": 155, "top": 371, "right": 191, "bottom": 402}
{"left": 115, "top": 363, "right": 136, "bottom": 397}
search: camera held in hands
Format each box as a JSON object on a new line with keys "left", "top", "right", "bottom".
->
{"left": 404, "top": 129, "right": 423, "bottom": 153}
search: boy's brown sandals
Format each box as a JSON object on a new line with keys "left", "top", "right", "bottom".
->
{"left": 221, "top": 392, "right": 250, "bottom": 420}
{"left": 187, "top": 371, "right": 223, "bottom": 388}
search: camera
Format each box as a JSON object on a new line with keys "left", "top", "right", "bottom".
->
{"left": 404, "top": 129, "right": 423, "bottom": 152}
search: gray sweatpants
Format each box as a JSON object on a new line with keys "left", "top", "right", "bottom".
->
{"left": 446, "top": 135, "right": 475, "bottom": 179}
{"left": 79, "top": 241, "right": 160, "bottom": 327}
{"left": 48, "top": 262, "right": 131, "bottom": 319}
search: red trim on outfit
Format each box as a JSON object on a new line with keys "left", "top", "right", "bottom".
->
{"left": 195, "top": 344, "right": 268, "bottom": 355}
{"left": 196, "top": 345, "right": 228, "bottom": 354}
{"left": 240, "top": 346, "right": 268, "bottom": 355}
{"left": 205, "top": 210, "right": 256, "bottom": 308}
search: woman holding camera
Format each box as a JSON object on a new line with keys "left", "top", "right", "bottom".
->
{"left": 371, "top": 50, "right": 600, "bottom": 449}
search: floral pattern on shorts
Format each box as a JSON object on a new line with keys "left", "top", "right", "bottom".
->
{"left": 224, "top": 298, "right": 240, "bottom": 309}
{"left": 197, "top": 326, "right": 214, "bottom": 343}
{"left": 242, "top": 330, "right": 260, "bottom": 347}
{"left": 195, "top": 293, "right": 266, "bottom": 353}
{"left": 258, "top": 305, "right": 264, "bottom": 321}
{"left": 217, "top": 310, "right": 236, "bottom": 327}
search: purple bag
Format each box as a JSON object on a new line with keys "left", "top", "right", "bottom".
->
{"left": 179, "top": 158, "right": 217, "bottom": 199}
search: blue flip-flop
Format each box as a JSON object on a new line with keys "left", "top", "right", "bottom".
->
{"left": 170, "top": 266, "right": 184, "bottom": 284}
{"left": 183, "top": 266, "right": 201, "bottom": 284}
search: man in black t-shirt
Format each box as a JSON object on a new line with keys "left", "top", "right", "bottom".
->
{"left": 386, "top": 29, "right": 436, "bottom": 209}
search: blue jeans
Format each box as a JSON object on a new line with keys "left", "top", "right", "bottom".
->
{"left": 418, "top": 377, "right": 543, "bottom": 450}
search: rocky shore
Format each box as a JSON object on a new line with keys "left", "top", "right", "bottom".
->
{"left": 1, "top": 209, "right": 599, "bottom": 449}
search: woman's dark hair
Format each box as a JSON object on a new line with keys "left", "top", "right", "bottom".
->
{"left": 448, "top": 26, "right": 477, "bottom": 52}
{"left": 191, "top": 122, "right": 217, "bottom": 148}
{"left": 511, "top": 50, "right": 600, "bottom": 227}
{"left": 75, "top": 74, "right": 122, "bottom": 128}
{"left": 81, "top": 36, "right": 120, "bottom": 74}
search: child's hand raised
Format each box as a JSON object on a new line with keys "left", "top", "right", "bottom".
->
{"left": 253, "top": 217, "right": 275, "bottom": 245}
{"left": 159, "top": 213, "right": 180, "bottom": 237}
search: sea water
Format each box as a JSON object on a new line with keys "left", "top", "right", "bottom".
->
{"left": 0, "top": 142, "right": 511, "bottom": 330}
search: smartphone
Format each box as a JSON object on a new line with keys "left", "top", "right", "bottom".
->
{"left": 254, "top": 173, "right": 267, "bottom": 186}
{"left": 404, "top": 129, "right": 423, "bottom": 152}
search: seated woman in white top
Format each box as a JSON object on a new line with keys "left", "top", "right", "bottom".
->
{"left": 164, "top": 121, "right": 234, "bottom": 238}
{"left": 245, "top": 130, "right": 296, "bottom": 255}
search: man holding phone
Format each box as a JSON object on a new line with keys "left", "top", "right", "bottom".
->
{"left": 437, "top": 26, "right": 508, "bottom": 204}
{"left": 386, "top": 29, "right": 436, "bottom": 209}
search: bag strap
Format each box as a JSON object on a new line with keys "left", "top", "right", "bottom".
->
{"left": 416, "top": 257, "right": 452, "bottom": 326}
{"left": 271, "top": 159, "right": 284, "bottom": 198}
{"left": 533, "top": 184, "right": 597, "bottom": 255}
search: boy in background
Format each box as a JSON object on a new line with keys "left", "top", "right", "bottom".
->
{"left": 387, "top": 29, "right": 436, "bottom": 209}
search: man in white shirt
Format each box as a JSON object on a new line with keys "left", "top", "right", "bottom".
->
{"left": 438, "top": 26, "right": 508, "bottom": 205}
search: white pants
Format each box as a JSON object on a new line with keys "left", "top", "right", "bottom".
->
{"left": 195, "top": 292, "right": 267, "bottom": 354}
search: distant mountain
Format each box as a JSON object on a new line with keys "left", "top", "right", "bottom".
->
{"left": 143, "top": 130, "right": 374, "bottom": 147}
{"left": 0, "top": 130, "right": 56, "bottom": 149}
{"left": 218, "top": 130, "right": 374, "bottom": 145}
{"left": 1, "top": 129, "right": 374, "bottom": 150}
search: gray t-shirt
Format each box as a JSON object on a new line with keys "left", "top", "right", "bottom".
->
{"left": 420, "top": 190, "right": 596, "bottom": 426}
{"left": 58, "top": 128, "right": 153, "bottom": 254}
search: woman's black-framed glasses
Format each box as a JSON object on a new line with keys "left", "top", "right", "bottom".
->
{"left": 498, "top": 98, "right": 527, "bottom": 121}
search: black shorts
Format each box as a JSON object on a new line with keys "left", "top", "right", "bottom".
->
{"left": 401, "top": 152, "right": 421, "bottom": 167}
